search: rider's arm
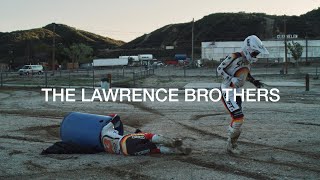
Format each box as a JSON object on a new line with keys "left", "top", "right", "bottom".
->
{"left": 217, "top": 54, "right": 235, "bottom": 80}
{"left": 247, "top": 73, "right": 263, "bottom": 88}
{"left": 246, "top": 72, "right": 255, "bottom": 83}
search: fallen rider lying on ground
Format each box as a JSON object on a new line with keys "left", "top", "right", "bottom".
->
{"left": 101, "top": 114, "right": 191, "bottom": 156}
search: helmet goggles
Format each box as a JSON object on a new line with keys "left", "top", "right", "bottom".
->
{"left": 250, "top": 50, "right": 260, "bottom": 58}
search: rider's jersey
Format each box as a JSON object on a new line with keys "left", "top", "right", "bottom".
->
{"left": 101, "top": 123, "right": 152, "bottom": 156}
{"left": 217, "top": 52, "right": 251, "bottom": 88}
{"left": 101, "top": 122, "right": 123, "bottom": 154}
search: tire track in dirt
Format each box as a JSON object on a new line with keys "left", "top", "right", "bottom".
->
{"left": 0, "top": 163, "right": 152, "bottom": 179}
{"left": 173, "top": 157, "right": 272, "bottom": 180}
{"left": 152, "top": 154, "right": 268, "bottom": 179}
{"left": 170, "top": 120, "right": 320, "bottom": 174}
{"left": 21, "top": 125, "right": 61, "bottom": 139}
{"left": 0, "top": 110, "right": 64, "bottom": 119}
{"left": 235, "top": 155, "right": 320, "bottom": 174}
{"left": 166, "top": 150, "right": 320, "bottom": 179}
{"left": 293, "top": 122, "right": 320, "bottom": 126}
{"left": 8, "top": 150, "right": 24, "bottom": 156}
{"left": 0, "top": 135, "right": 48, "bottom": 143}
{"left": 1, "top": 90, "right": 40, "bottom": 108}
{"left": 190, "top": 113, "right": 225, "bottom": 121}
{"left": 175, "top": 121, "right": 320, "bottom": 159}
{"left": 121, "top": 101, "right": 164, "bottom": 116}
{"left": 24, "top": 160, "right": 47, "bottom": 172}
{"left": 121, "top": 114, "right": 155, "bottom": 129}
{"left": 279, "top": 93, "right": 320, "bottom": 105}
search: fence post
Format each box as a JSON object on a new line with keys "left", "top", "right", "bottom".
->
{"left": 132, "top": 72, "right": 135, "bottom": 87}
{"left": 1, "top": 73, "right": 3, "bottom": 87}
{"left": 92, "top": 67, "right": 95, "bottom": 89}
{"left": 107, "top": 74, "right": 112, "bottom": 88}
{"left": 44, "top": 71, "right": 47, "bottom": 87}
{"left": 69, "top": 70, "right": 71, "bottom": 88}
{"left": 305, "top": 74, "right": 309, "bottom": 91}
{"left": 215, "top": 66, "right": 218, "bottom": 77}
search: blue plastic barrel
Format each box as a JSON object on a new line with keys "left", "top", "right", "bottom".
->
{"left": 60, "top": 112, "right": 112, "bottom": 151}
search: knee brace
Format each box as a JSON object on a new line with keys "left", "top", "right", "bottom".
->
{"left": 228, "top": 123, "right": 242, "bottom": 139}
{"left": 229, "top": 116, "right": 244, "bottom": 139}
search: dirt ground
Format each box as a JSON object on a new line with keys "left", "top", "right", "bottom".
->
{"left": 0, "top": 68, "right": 320, "bottom": 179}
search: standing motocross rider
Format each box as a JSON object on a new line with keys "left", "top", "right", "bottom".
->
{"left": 217, "top": 35, "right": 269, "bottom": 154}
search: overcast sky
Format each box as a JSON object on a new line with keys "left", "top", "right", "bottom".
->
{"left": 0, "top": 0, "right": 319, "bottom": 42}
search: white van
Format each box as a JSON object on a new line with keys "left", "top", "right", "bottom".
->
{"left": 18, "top": 65, "right": 44, "bottom": 75}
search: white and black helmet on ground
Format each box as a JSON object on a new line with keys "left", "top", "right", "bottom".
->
{"left": 242, "top": 35, "right": 269, "bottom": 63}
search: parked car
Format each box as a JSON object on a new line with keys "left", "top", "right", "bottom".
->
{"left": 18, "top": 65, "right": 44, "bottom": 75}
{"left": 155, "top": 62, "right": 164, "bottom": 66}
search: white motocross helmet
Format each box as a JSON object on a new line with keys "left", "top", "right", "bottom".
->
{"left": 242, "top": 35, "right": 269, "bottom": 63}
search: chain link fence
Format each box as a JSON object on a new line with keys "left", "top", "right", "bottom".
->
{"left": 0, "top": 66, "right": 155, "bottom": 88}
{"left": 0, "top": 65, "right": 319, "bottom": 88}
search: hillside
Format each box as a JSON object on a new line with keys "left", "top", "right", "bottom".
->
{"left": 43, "top": 24, "right": 124, "bottom": 48}
{"left": 0, "top": 23, "right": 124, "bottom": 64}
{"left": 1, "top": 8, "right": 319, "bottom": 65}
{"left": 121, "top": 8, "right": 320, "bottom": 49}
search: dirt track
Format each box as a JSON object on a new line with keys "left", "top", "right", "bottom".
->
{"left": 0, "top": 70, "right": 320, "bottom": 179}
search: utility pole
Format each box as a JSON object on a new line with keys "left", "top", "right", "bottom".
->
{"left": 284, "top": 16, "right": 288, "bottom": 74}
{"left": 26, "top": 41, "right": 30, "bottom": 64}
{"left": 52, "top": 23, "right": 56, "bottom": 75}
{"left": 191, "top": 18, "right": 194, "bottom": 67}
{"left": 305, "top": 32, "right": 308, "bottom": 64}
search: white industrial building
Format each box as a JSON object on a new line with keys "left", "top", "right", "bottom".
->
{"left": 202, "top": 39, "right": 320, "bottom": 62}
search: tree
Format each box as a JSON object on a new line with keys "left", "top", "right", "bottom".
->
{"left": 55, "top": 43, "right": 68, "bottom": 65}
{"left": 287, "top": 41, "right": 303, "bottom": 67}
{"left": 64, "top": 43, "right": 93, "bottom": 69}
